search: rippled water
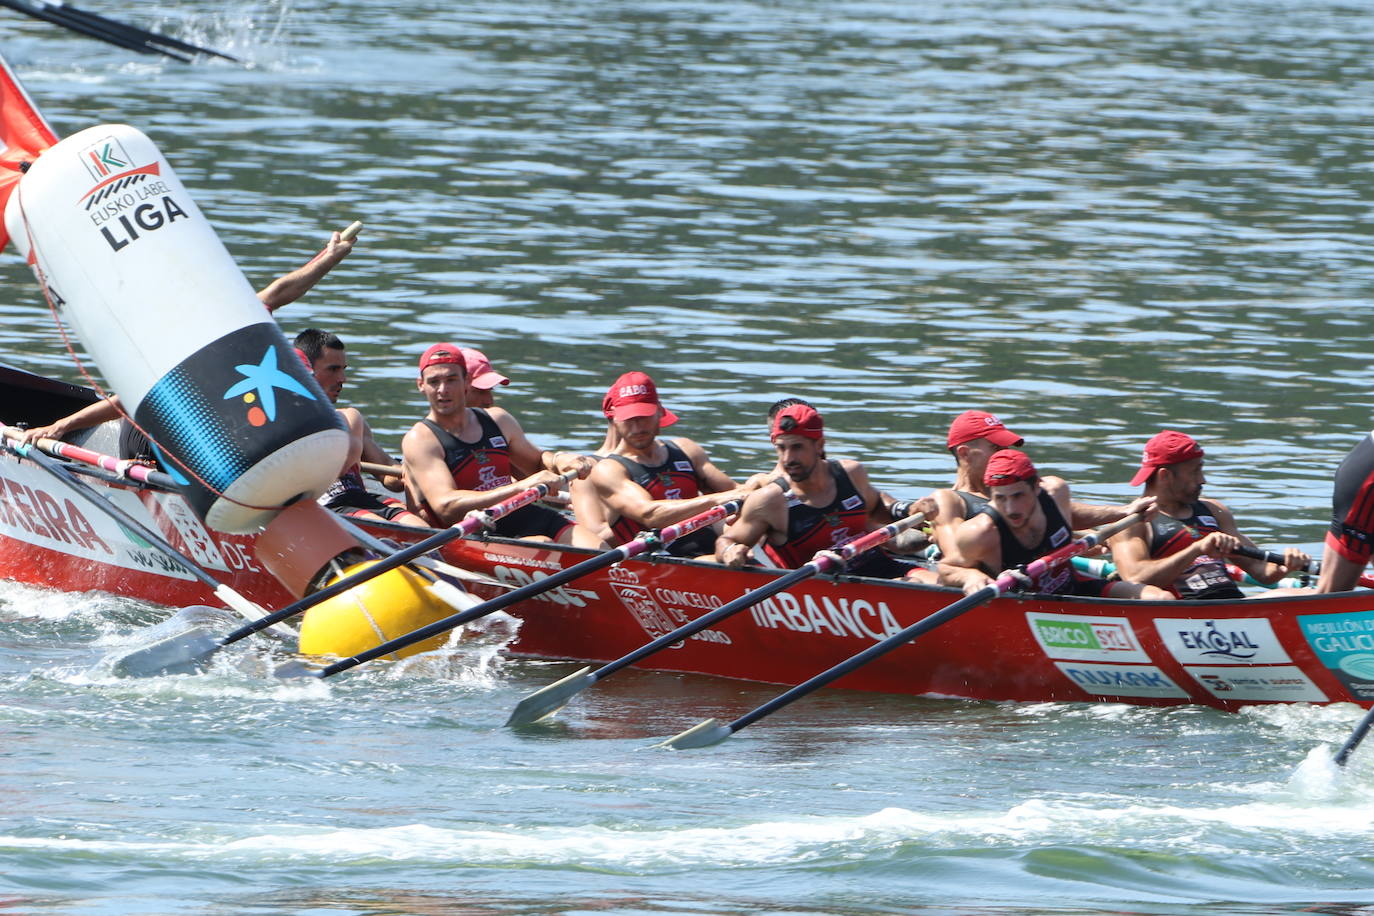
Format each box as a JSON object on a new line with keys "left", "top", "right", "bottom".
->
{"left": 5, "top": 0, "right": 1374, "bottom": 912}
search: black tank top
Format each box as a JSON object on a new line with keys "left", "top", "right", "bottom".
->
{"left": 955, "top": 489, "right": 988, "bottom": 519}
{"left": 765, "top": 461, "right": 869, "bottom": 568}
{"left": 606, "top": 440, "right": 703, "bottom": 544}
{"left": 421, "top": 409, "right": 512, "bottom": 493}
{"left": 980, "top": 490, "right": 1074, "bottom": 594}
{"left": 1148, "top": 500, "right": 1242, "bottom": 599}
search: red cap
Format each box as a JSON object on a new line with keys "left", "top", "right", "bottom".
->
{"left": 947, "top": 410, "right": 1024, "bottom": 449}
{"left": 984, "top": 449, "right": 1038, "bottom": 487}
{"left": 461, "top": 348, "right": 510, "bottom": 390}
{"left": 1130, "top": 430, "right": 1204, "bottom": 487}
{"left": 418, "top": 342, "right": 466, "bottom": 373}
{"left": 602, "top": 371, "right": 678, "bottom": 426}
{"left": 770, "top": 403, "right": 824, "bottom": 440}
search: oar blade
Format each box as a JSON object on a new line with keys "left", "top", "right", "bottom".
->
{"left": 274, "top": 658, "right": 327, "bottom": 680}
{"left": 505, "top": 666, "right": 596, "bottom": 728}
{"left": 656, "top": 717, "right": 732, "bottom": 750}
{"left": 110, "top": 626, "right": 221, "bottom": 677}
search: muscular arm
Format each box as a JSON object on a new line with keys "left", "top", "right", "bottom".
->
{"left": 256, "top": 231, "right": 355, "bottom": 313}
{"left": 336, "top": 407, "right": 367, "bottom": 476}
{"left": 937, "top": 514, "right": 1000, "bottom": 594}
{"left": 929, "top": 489, "right": 971, "bottom": 558}
{"left": 356, "top": 419, "right": 405, "bottom": 492}
{"left": 716, "top": 485, "right": 789, "bottom": 567}
{"left": 676, "top": 437, "right": 738, "bottom": 493}
{"left": 21, "top": 396, "right": 123, "bottom": 444}
{"left": 401, "top": 422, "right": 564, "bottom": 524}
{"left": 490, "top": 408, "right": 595, "bottom": 480}
{"left": 591, "top": 455, "right": 752, "bottom": 531}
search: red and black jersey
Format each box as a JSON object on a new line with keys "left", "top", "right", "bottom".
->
{"left": 764, "top": 461, "right": 870, "bottom": 568}
{"left": 607, "top": 440, "right": 704, "bottom": 546}
{"left": 1148, "top": 500, "right": 1242, "bottom": 599}
{"left": 421, "top": 410, "right": 513, "bottom": 493}
{"left": 1329, "top": 432, "right": 1374, "bottom": 564}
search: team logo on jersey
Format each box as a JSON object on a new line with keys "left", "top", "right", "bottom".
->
{"left": 221, "top": 346, "right": 317, "bottom": 427}
{"left": 475, "top": 449, "right": 490, "bottom": 464}
{"left": 1050, "top": 526, "right": 1069, "bottom": 548}
{"left": 841, "top": 494, "right": 863, "bottom": 511}
{"left": 674, "top": 460, "right": 693, "bottom": 472}
{"left": 490, "top": 436, "right": 507, "bottom": 448}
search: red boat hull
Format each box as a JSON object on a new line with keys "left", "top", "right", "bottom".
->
{"left": 6, "top": 440, "right": 1374, "bottom": 712}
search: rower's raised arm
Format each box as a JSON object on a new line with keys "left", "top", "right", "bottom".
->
{"left": 257, "top": 229, "right": 356, "bottom": 313}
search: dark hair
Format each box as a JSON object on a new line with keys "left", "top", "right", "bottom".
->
{"left": 294, "top": 328, "right": 345, "bottom": 364}
{"left": 767, "top": 397, "right": 811, "bottom": 420}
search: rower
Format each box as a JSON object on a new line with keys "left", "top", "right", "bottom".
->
{"left": 17, "top": 230, "right": 356, "bottom": 456}
{"left": 586, "top": 370, "right": 762, "bottom": 558}
{"left": 461, "top": 347, "right": 510, "bottom": 409}
{"left": 938, "top": 449, "right": 1171, "bottom": 599}
{"left": 295, "top": 329, "right": 427, "bottom": 528}
{"left": 715, "top": 404, "right": 935, "bottom": 577}
{"left": 927, "top": 410, "right": 1025, "bottom": 560}
{"left": 402, "top": 342, "right": 600, "bottom": 546}
{"left": 1107, "top": 430, "right": 1308, "bottom": 598}
{"left": 1312, "top": 431, "right": 1374, "bottom": 593}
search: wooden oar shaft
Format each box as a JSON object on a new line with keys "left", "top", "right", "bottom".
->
{"left": 311, "top": 492, "right": 750, "bottom": 678}
{"left": 359, "top": 461, "right": 401, "bottom": 478}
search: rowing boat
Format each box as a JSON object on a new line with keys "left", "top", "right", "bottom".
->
{"left": 4, "top": 361, "right": 1374, "bottom": 712}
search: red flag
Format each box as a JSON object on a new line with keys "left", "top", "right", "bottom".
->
{"left": 0, "top": 53, "right": 59, "bottom": 253}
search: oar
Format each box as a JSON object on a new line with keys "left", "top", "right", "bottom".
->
{"left": 360, "top": 461, "right": 402, "bottom": 478}
{"left": 276, "top": 489, "right": 769, "bottom": 680}
{"left": 2, "top": 424, "right": 178, "bottom": 490}
{"left": 1334, "top": 707, "right": 1374, "bottom": 767}
{"left": 505, "top": 511, "right": 929, "bottom": 727}
{"left": 0, "top": 0, "right": 240, "bottom": 62}
{"left": 0, "top": 428, "right": 269, "bottom": 626}
{"left": 112, "top": 471, "right": 578, "bottom": 677}
{"left": 659, "top": 513, "right": 1143, "bottom": 749}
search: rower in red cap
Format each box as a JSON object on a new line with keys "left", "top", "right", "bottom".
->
{"left": 586, "top": 370, "right": 763, "bottom": 558}
{"left": 927, "top": 410, "right": 1027, "bottom": 561}
{"left": 460, "top": 347, "right": 510, "bottom": 409}
{"left": 938, "top": 449, "right": 1171, "bottom": 598}
{"left": 1107, "top": 430, "right": 1309, "bottom": 598}
{"left": 715, "top": 404, "right": 936, "bottom": 576}
{"left": 401, "top": 342, "right": 600, "bottom": 546}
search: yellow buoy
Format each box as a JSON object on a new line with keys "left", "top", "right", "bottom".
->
{"left": 298, "top": 561, "right": 454, "bottom": 660}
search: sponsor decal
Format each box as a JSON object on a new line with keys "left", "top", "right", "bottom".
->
{"left": 1298, "top": 611, "right": 1374, "bottom": 701}
{"left": 607, "top": 564, "right": 684, "bottom": 641}
{"left": 673, "top": 460, "right": 693, "bottom": 472}
{"left": 1153, "top": 617, "right": 1292, "bottom": 665}
{"left": 489, "top": 436, "right": 507, "bottom": 448}
{"left": 152, "top": 492, "right": 230, "bottom": 571}
{"left": 1053, "top": 661, "right": 1190, "bottom": 699}
{"left": 750, "top": 589, "right": 901, "bottom": 642}
{"left": 1049, "top": 526, "right": 1069, "bottom": 548}
{"left": 221, "top": 346, "right": 319, "bottom": 427}
{"left": 0, "top": 460, "right": 193, "bottom": 579}
{"left": 80, "top": 135, "right": 132, "bottom": 180}
{"left": 841, "top": 494, "right": 864, "bottom": 511}
{"left": 1026, "top": 612, "right": 1150, "bottom": 662}
{"left": 1185, "top": 665, "right": 1327, "bottom": 702}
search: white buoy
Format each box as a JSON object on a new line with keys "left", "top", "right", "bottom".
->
{"left": 4, "top": 124, "right": 348, "bottom": 533}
